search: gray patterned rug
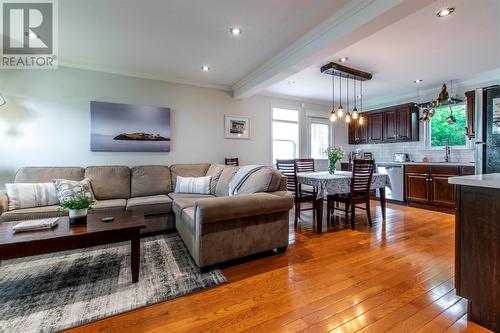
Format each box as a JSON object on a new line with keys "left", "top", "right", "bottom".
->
{"left": 0, "top": 233, "right": 227, "bottom": 333}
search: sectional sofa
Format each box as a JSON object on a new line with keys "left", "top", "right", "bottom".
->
{"left": 0, "top": 164, "right": 293, "bottom": 268}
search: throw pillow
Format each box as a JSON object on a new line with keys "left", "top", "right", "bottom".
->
{"left": 52, "top": 178, "right": 95, "bottom": 202}
{"left": 5, "top": 183, "right": 59, "bottom": 211}
{"left": 174, "top": 176, "right": 211, "bottom": 195}
{"left": 205, "top": 164, "right": 225, "bottom": 194}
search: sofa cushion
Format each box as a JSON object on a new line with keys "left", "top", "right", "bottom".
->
{"left": 0, "top": 205, "right": 63, "bottom": 222}
{"left": 92, "top": 199, "right": 127, "bottom": 211}
{"left": 5, "top": 183, "right": 59, "bottom": 210}
{"left": 126, "top": 195, "right": 172, "bottom": 215}
{"left": 170, "top": 164, "right": 210, "bottom": 189}
{"left": 236, "top": 167, "right": 283, "bottom": 195}
{"left": 85, "top": 166, "right": 130, "bottom": 200}
{"left": 131, "top": 165, "right": 171, "bottom": 197}
{"left": 52, "top": 178, "right": 95, "bottom": 202}
{"left": 206, "top": 164, "right": 225, "bottom": 194}
{"left": 215, "top": 165, "right": 239, "bottom": 197}
{"left": 169, "top": 193, "right": 214, "bottom": 216}
{"left": 180, "top": 206, "right": 196, "bottom": 234}
{"left": 14, "top": 167, "right": 85, "bottom": 183}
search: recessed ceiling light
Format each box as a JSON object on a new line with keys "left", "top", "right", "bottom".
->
{"left": 413, "top": 79, "right": 423, "bottom": 83}
{"left": 288, "top": 81, "right": 296, "bottom": 86}
{"left": 201, "top": 65, "right": 210, "bottom": 72}
{"left": 338, "top": 57, "right": 348, "bottom": 63}
{"left": 437, "top": 7, "right": 454, "bottom": 17}
{"left": 229, "top": 27, "right": 242, "bottom": 36}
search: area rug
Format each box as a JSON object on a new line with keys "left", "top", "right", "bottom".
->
{"left": 0, "top": 233, "right": 227, "bottom": 333}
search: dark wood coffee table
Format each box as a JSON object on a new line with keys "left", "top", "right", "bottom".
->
{"left": 0, "top": 211, "right": 146, "bottom": 283}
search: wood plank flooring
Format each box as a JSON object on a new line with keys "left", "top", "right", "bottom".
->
{"left": 65, "top": 202, "right": 492, "bottom": 333}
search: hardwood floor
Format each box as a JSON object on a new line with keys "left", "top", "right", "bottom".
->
{"left": 65, "top": 202, "right": 492, "bottom": 333}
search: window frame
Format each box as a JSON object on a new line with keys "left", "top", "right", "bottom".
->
{"left": 424, "top": 103, "right": 471, "bottom": 151}
{"left": 270, "top": 104, "right": 301, "bottom": 164}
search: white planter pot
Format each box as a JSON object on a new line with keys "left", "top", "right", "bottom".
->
{"left": 69, "top": 208, "right": 88, "bottom": 219}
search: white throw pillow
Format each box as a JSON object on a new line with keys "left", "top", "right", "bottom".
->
{"left": 52, "top": 178, "right": 95, "bottom": 202}
{"left": 5, "top": 183, "right": 59, "bottom": 211}
{"left": 175, "top": 176, "right": 211, "bottom": 195}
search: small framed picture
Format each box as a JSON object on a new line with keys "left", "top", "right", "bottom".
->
{"left": 224, "top": 115, "right": 250, "bottom": 139}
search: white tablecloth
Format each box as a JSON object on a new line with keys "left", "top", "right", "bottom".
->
{"left": 297, "top": 171, "right": 391, "bottom": 198}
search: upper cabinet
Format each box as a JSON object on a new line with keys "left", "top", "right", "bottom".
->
{"left": 348, "top": 103, "right": 419, "bottom": 144}
{"left": 465, "top": 90, "right": 475, "bottom": 139}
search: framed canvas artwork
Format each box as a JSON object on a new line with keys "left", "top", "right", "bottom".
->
{"left": 224, "top": 115, "right": 250, "bottom": 139}
{"left": 91, "top": 101, "right": 171, "bottom": 152}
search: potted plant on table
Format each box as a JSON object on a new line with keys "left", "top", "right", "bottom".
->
{"left": 325, "top": 146, "right": 344, "bottom": 174}
{"left": 59, "top": 196, "right": 94, "bottom": 224}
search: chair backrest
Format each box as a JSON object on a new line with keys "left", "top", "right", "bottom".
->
{"left": 363, "top": 152, "right": 373, "bottom": 160}
{"left": 225, "top": 158, "right": 239, "bottom": 166}
{"left": 276, "top": 159, "right": 297, "bottom": 193}
{"left": 350, "top": 159, "right": 375, "bottom": 195}
{"left": 296, "top": 158, "right": 315, "bottom": 173}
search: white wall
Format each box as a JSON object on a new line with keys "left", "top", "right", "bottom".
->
{"left": 0, "top": 66, "right": 348, "bottom": 187}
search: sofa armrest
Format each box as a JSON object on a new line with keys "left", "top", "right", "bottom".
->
{"left": 195, "top": 191, "right": 293, "bottom": 224}
{"left": 0, "top": 191, "right": 8, "bottom": 215}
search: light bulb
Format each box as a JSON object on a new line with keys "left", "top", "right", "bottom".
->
{"left": 330, "top": 112, "right": 337, "bottom": 122}
{"left": 359, "top": 116, "right": 364, "bottom": 125}
{"left": 345, "top": 113, "right": 351, "bottom": 123}
{"left": 337, "top": 105, "right": 344, "bottom": 118}
{"left": 352, "top": 108, "right": 359, "bottom": 119}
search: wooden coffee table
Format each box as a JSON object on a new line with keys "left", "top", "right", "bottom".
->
{"left": 0, "top": 211, "right": 146, "bottom": 283}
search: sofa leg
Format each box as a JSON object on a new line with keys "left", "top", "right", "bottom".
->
{"left": 275, "top": 246, "right": 288, "bottom": 253}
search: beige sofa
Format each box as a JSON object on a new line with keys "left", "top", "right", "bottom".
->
{"left": 0, "top": 164, "right": 293, "bottom": 268}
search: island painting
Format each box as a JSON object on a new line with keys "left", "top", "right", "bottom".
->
{"left": 91, "top": 101, "right": 171, "bottom": 152}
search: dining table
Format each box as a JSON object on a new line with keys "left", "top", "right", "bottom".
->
{"left": 296, "top": 170, "right": 391, "bottom": 233}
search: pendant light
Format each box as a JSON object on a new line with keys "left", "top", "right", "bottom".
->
{"left": 337, "top": 75, "right": 344, "bottom": 118}
{"left": 358, "top": 80, "right": 364, "bottom": 125}
{"left": 329, "top": 74, "right": 337, "bottom": 122}
{"left": 345, "top": 76, "right": 351, "bottom": 123}
{"left": 352, "top": 79, "right": 359, "bottom": 119}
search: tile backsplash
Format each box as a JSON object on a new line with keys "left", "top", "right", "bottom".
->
{"left": 351, "top": 140, "right": 474, "bottom": 163}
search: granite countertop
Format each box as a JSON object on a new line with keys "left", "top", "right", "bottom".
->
{"left": 448, "top": 173, "right": 500, "bottom": 189}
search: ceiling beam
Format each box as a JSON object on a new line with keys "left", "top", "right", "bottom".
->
{"left": 232, "top": 0, "right": 434, "bottom": 99}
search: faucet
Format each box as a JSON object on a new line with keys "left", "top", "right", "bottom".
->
{"left": 444, "top": 138, "right": 451, "bottom": 162}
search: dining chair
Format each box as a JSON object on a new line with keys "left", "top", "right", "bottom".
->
{"left": 225, "top": 158, "right": 239, "bottom": 166}
{"left": 326, "top": 159, "right": 375, "bottom": 230}
{"left": 276, "top": 159, "right": 316, "bottom": 228}
{"left": 295, "top": 158, "right": 318, "bottom": 196}
{"left": 363, "top": 152, "right": 373, "bottom": 160}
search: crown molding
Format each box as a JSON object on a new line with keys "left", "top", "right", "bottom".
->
{"left": 59, "top": 61, "right": 232, "bottom": 92}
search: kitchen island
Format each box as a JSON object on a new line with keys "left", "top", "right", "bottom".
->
{"left": 449, "top": 173, "right": 500, "bottom": 332}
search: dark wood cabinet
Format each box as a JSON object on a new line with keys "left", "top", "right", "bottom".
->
{"left": 405, "top": 164, "right": 473, "bottom": 213}
{"left": 465, "top": 90, "right": 475, "bottom": 139}
{"left": 348, "top": 103, "right": 418, "bottom": 144}
{"left": 368, "top": 113, "right": 383, "bottom": 143}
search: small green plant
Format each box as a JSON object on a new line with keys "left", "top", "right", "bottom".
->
{"left": 58, "top": 196, "right": 94, "bottom": 213}
{"left": 325, "top": 146, "right": 344, "bottom": 174}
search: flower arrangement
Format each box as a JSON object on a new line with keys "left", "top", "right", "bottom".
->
{"left": 59, "top": 196, "right": 94, "bottom": 223}
{"left": 324, "top": 146, "right": 344, "bottom": 174}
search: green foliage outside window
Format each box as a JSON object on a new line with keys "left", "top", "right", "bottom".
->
{"left": 430, "top": 104, "right": 467, "bottom": 147}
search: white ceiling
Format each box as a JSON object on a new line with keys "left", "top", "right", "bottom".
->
{"left": 265, "top": 0, "right": 500, "bottom": 105}
{"left": 59, "top": 0, "right": 350, "bottom": 89}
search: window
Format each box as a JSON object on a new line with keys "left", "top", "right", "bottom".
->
{"left": 428, "top": 104, "right": 467, "bottom": 148}
{"left": 272, "top": 107, "right": 299, "bottom": 163}
{"left": 308, "top": 118, "right": 331, "bottom": 159}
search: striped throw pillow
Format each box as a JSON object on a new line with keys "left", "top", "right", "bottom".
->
{"left": 5, "top": 183, "right": 59, "bottom": 211}
{"left": 174, "top": 176, "right": 211, "bottom": 195}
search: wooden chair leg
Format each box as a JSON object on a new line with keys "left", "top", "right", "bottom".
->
{"left": 326, "top": 199, "right": 331, "bottom": 225}
{"left": 344, "top": 202, "right": 349, "bottom": 224}
{"left": 350, "top": 202, "right": 356, "bottom": 230}
{"left": 366, "top": 199, "right": 372, "bottom": 227}
{"left": 294, "top": 201, "right": 299, "bottom": 228}
{"left": 313, "top": 199, "right": 316, "bottom": 222}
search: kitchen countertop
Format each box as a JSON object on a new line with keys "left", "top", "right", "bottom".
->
{"left": 373, "top": 161, "right": 475, "bottom": 167}
{"left": 448, "top": 173, "right": 500, "bottom": 189}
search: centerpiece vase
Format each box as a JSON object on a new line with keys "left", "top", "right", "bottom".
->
{"left": 69, "top": 208, "right": 88, "bottom": 225}
{"left": 328, "top": 159, "right": 337, "bottom": 175}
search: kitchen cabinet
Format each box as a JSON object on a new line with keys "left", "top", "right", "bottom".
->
{"left": 348, "top": 103, "right": 418, "bottom": 144}
{"left": 405, "top": 164, "right": 474, "bottom": 213}
{"left": 465, "top": 90, "right": 475, "bottom": 139}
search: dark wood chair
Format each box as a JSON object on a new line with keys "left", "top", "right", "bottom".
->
{"left": 295, "top": 158, "right": 318, "bottom": 196}
{"left": 225, "top": 158, "right": 239, "bottom": 166}
{"left": 276, "top": 159, "right": 316, "bottom": 228}
{"left": 363, "top": 152, "right": 373, "bottom": 160}
{"left": 326, "top": 159, "right": 375, "bottom": 230}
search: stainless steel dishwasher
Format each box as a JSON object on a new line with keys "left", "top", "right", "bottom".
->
{"left": 376, "top": 163, "right": 404, "bottom": 202}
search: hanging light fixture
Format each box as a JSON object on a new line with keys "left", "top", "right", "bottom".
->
{"left": 337, "top": 75, "right": 344, "bottom": 118}
{"left": 329, "top": 74, "right": 337, "bottom": 122}
{"left": 352, "top": 79, "right": 359, "bottom": 119}
{"left": 345, "top": 76, "right": 351, "bottom": 123}
{"left": 358, "top": 80, "right": 364, "bottom": 125}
